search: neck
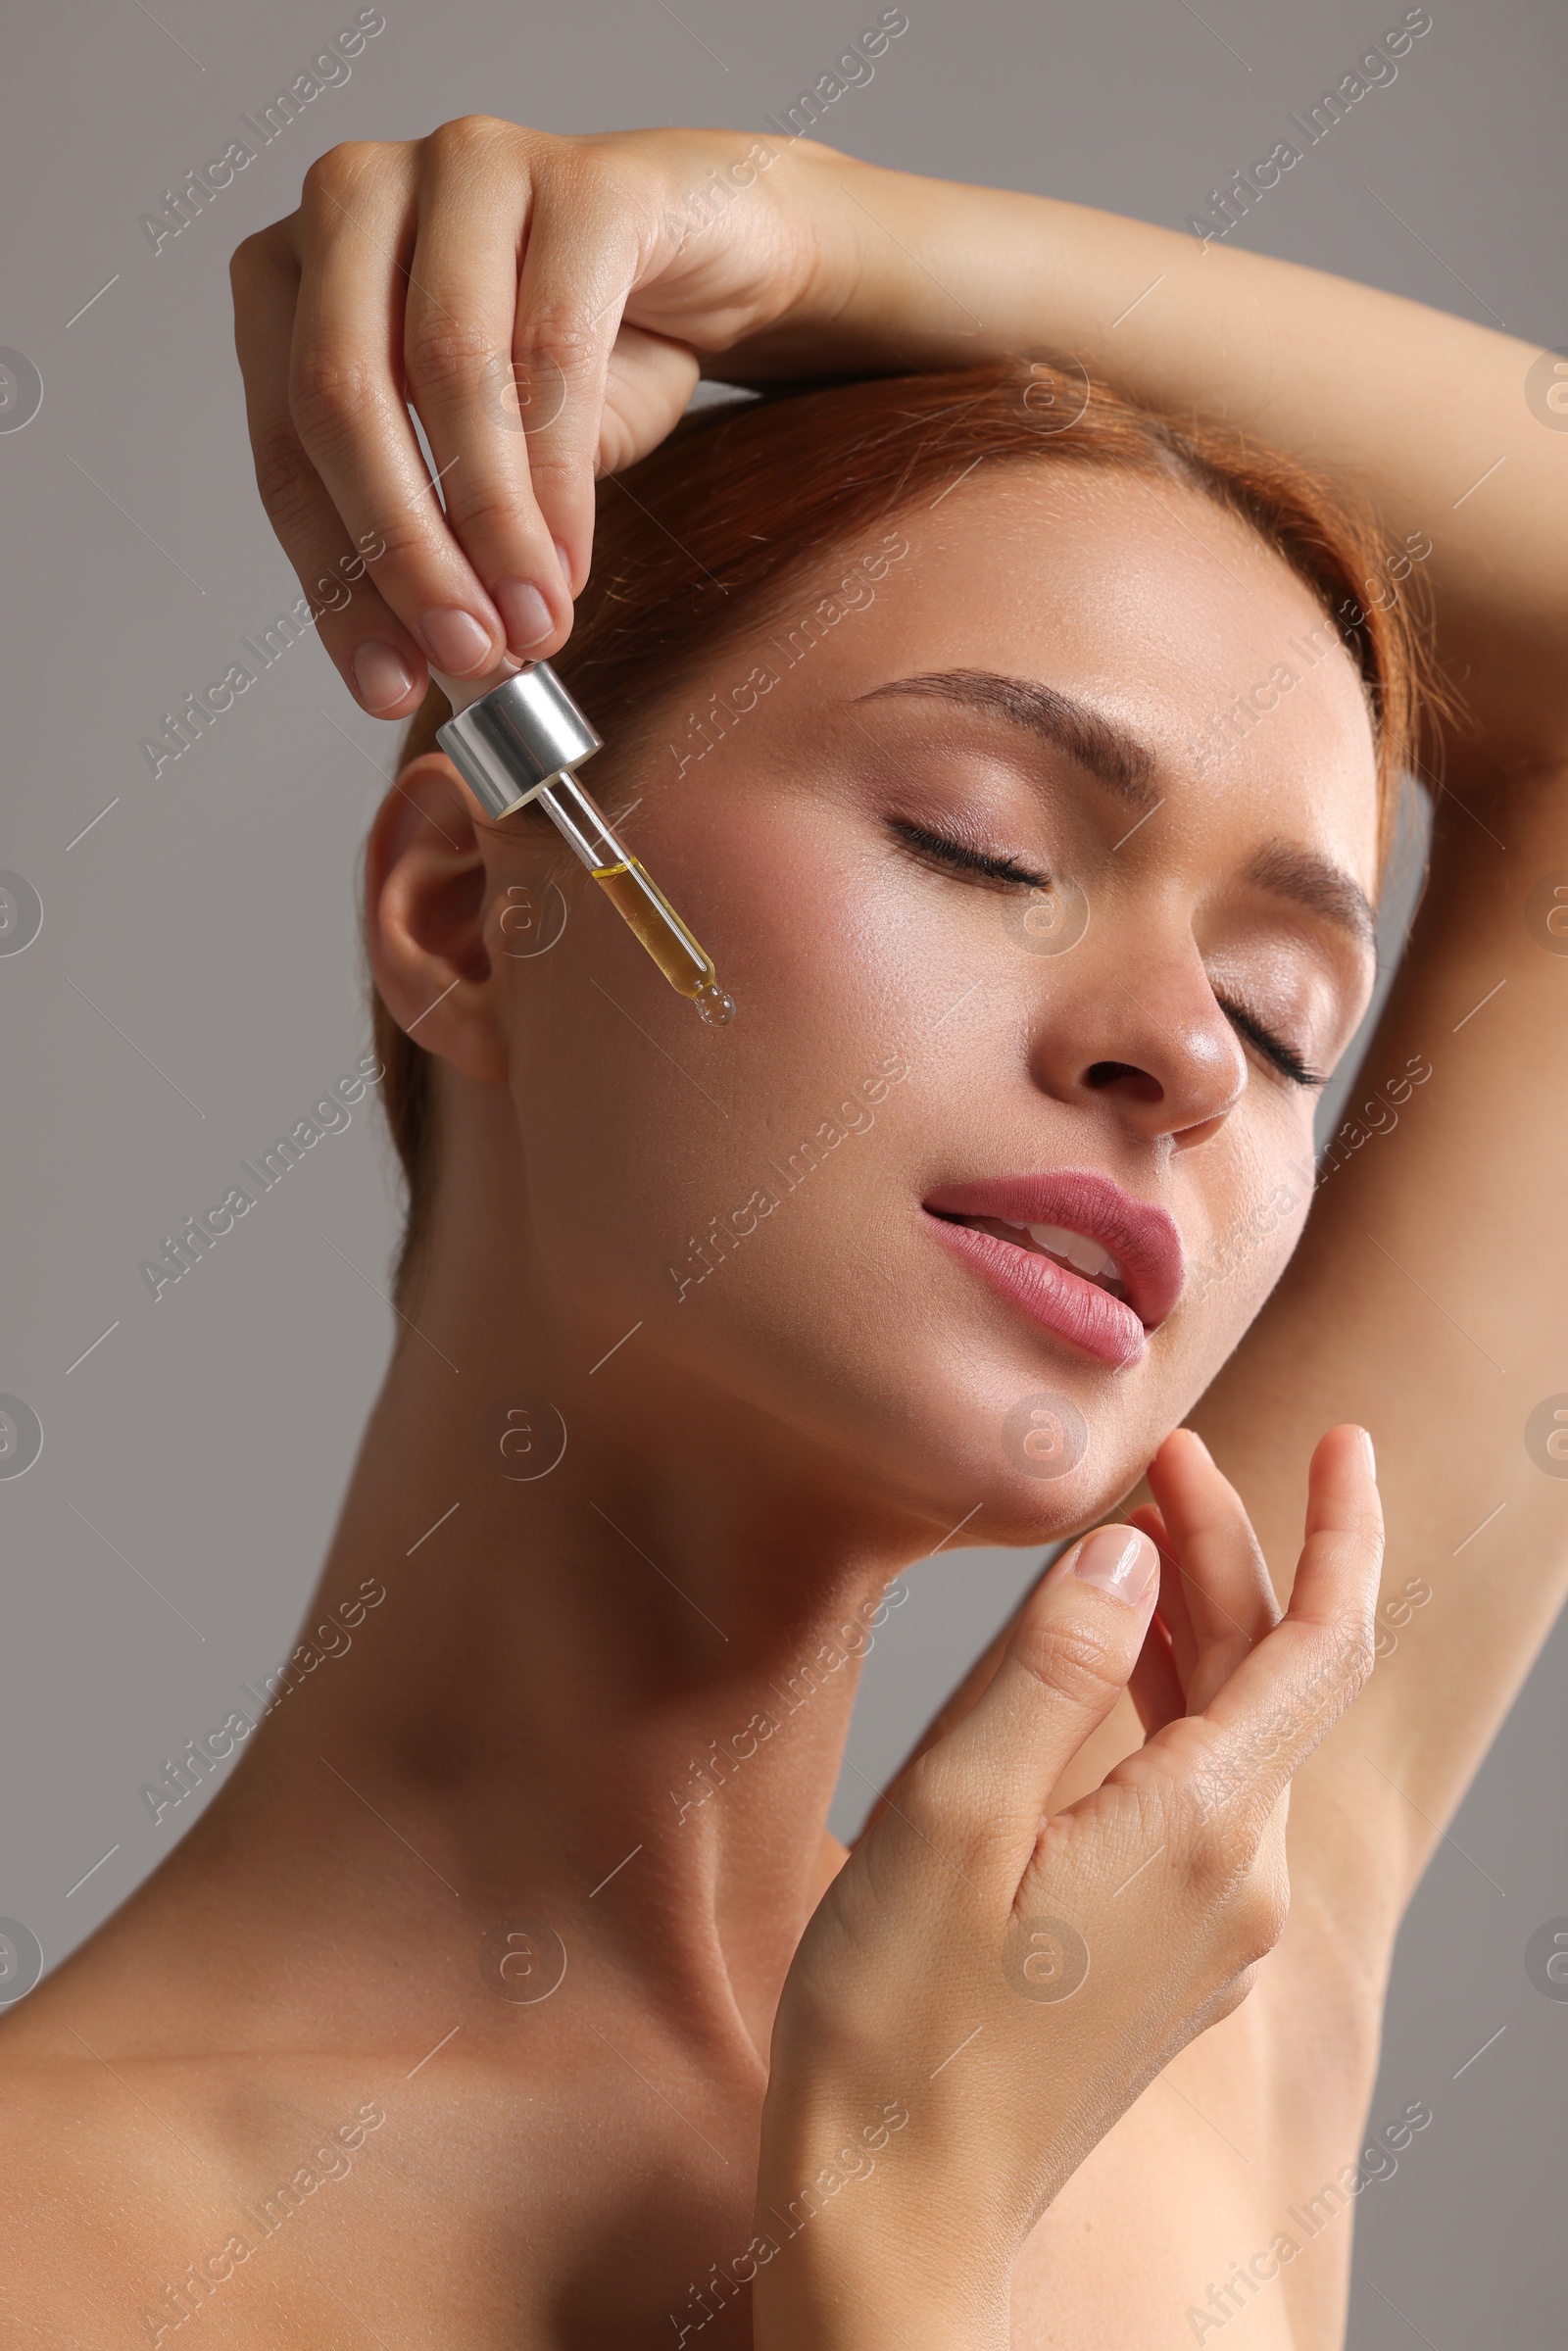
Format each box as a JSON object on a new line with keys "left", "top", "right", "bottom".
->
{"left": 194, "top": 1098, "right": 935, "bottom": 2054}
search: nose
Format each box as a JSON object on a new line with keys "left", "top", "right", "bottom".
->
{"left": 1030, "top": 944, "right": 1250, "bottom": 1148}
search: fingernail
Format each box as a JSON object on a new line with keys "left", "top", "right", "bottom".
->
{"left": 418, "top": 607, "right": 494, "bottom": 674}
{"left": 1184, "top": 1429, "right": 1213, "bottom": 1462}
{"left": 1070, "top": 1526, "right": 1157, "bottom": 1604}
{"left": 493, "top": 579, "right": 555, "bottom": 651}
{"left": 1360, "top": 1428, "right": 1377, "bottom": 1480}
{"left": 351, "top": 639, "right": 416, "bottom": 713}
{"left": 554, "top": 539, "right": 574, "bottom": 597}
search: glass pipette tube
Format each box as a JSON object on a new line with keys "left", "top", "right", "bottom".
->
{"left": 532, "top": 767, "right": 735, "bottom": 1026}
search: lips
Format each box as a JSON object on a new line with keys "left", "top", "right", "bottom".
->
{"left": 921, "top": 1169, "right": 1186, "bottom": 1371}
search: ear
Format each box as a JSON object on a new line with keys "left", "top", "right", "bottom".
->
{"left": 366, "top": 753, "right": 510, "bottom": 1083}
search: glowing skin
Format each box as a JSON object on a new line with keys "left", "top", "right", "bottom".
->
{"left": 385, "top": 465, "right": 1378, "bottom": 1553}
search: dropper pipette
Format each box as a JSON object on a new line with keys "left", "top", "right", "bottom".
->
{"left": 432, "top": 661, "right": 734, "bottom": 1026}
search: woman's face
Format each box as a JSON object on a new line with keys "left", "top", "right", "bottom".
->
{"left": 432, "top": 465, "right": 1381, "bottom": 1542}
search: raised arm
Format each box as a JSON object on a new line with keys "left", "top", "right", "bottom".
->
{"left": 731, "top": 142, "right": 1566, "bottom": 789}
{"left": 232, "top": 120, "right": 1564, "bottom": 782}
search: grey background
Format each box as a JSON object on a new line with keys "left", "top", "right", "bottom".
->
{"left": 1, "top": 1, "right": 1562, "bottom": 2341}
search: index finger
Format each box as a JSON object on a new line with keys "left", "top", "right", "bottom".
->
{"left": 1152, "top": 1425, "right": 1383, "bottom": 1820}
{"left": 499, "top": 159, "right": 659, "bottom": 602}
{"left": 400, "top": 122, "right": 600, "bottom": 657}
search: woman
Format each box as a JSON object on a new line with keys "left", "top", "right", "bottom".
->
{"left": 2, "top": 123, "right": 1561, "bottom": 2350}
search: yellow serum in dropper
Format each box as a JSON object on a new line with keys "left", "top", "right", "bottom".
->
{"left": 591, "top": 857, "right": 735, "bottom": 1025}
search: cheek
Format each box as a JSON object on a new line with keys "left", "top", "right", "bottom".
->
{"left": 1181, "top": 1144, "right": 1315, "bottom": 1350}
{"left": 680, "top": 780, "right": 976, "bottom": 1029}
{"left": 506, "top": 798, "right": 900, "bottom": 1292}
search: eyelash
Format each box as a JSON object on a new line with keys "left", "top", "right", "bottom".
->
{"left": 891, "top": 816, "right": 1047, "bottom": 891}
{"left": 1213, "top": 1002, "right": 1326, "bottom": 1091}
{"left": 891, "top": 816, "right": 1327, "bottom": 1091}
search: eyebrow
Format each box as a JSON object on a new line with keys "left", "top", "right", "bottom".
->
{"left": 858, "top": 668, "right": 1160, "bottom": 809}
{"left": 855, "top": 666, "right": 1378, "bottom": 954}
{"left": 1244, "top": 840, "right": 1377, "bottom": 952}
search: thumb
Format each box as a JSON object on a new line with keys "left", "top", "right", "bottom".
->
{"left": 923, "top": 1525, "right": 1161, "bottom": 1878}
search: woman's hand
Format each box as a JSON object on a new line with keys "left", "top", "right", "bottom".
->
{"left": 231, "top": 117, "right": 1561, "bottom": 781}
{"left": 751, "top": 1424, "right": 1383, "bottom": 2351}
{"left": 228, "top": 121, "right": 839, "bottom": 717}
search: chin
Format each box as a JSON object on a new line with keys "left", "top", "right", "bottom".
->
{"left": 902, "top": 1361, "right": 1166, "bottom": 1545}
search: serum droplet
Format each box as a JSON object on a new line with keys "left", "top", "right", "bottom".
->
{"left": 694, "top": 980, "right": 736, "bottom": 1026}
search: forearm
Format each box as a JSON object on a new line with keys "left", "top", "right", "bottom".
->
{"left": 735, "top": 145, "right": 1566, "bottom": 784}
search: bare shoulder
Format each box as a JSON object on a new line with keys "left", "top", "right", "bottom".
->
{"left": 0, "top": 2022, "right": 404, "bottom": 2349}
{"left": 0, "top": 1929, "right": 746, "bottom": 2350}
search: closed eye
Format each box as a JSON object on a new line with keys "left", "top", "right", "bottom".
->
{"left": 889, "top": 816, "right": 1047, "bottom": 890}
{"left": 892, "top": 815, "right": 1326, "bottom": 1090}
{"left": 1215, "top": 999, "right": 1326, "bottom": 1090}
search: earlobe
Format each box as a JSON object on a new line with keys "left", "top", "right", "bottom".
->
{"left": 366, "top": 752, "right": 511, "bottom": 1083}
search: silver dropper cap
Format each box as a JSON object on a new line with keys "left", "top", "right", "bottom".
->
{"left": 436, "top": 661, "right": 603, "bottom": 821}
